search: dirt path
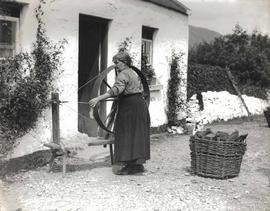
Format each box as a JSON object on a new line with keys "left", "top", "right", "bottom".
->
{"left": 1, "top": 116, "right": 270, "bottom": 211}
{"left": 0, "top": 180, "right": 22, "bottom": 211}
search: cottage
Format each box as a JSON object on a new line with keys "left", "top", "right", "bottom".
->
{"left": 0, "top": 0, "right": 189, "bottom": 157}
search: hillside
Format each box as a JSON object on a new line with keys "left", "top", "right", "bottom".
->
{"left": 189, "top": 25, "right": 222, "bottom": 48}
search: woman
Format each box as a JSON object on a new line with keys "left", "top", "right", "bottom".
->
{"left": 88, "top": 51, "right": 150, "bottom": 175}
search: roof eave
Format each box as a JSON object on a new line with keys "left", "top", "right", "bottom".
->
{"left": 142, "top": 0, "right": 190, "bottom": 16}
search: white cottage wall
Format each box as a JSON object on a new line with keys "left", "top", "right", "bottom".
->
{"left": 10, "top": 0, "right": 188, "bottom": 158}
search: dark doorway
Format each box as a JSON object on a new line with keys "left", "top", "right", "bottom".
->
{"left": 78, "top": 14, "right": 109, "bottom": 137}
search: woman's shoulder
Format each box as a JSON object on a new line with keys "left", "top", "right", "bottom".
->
{"left": 119, "top": 68, "right": 133, "bottom": 77}
{"left": 122, "top": 67, "right": 133, "bottom": 73}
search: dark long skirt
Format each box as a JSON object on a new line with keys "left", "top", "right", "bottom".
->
{"left": 114, "top": 93, "right": 150, "bottom": 163}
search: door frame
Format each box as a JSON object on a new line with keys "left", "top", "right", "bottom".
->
{"left": 78, "top": 14, "right": 110, "bottom": 136}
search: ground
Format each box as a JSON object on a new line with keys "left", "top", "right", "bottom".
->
{"left": 0, "top": 115, "right": 269, "bottom": 211}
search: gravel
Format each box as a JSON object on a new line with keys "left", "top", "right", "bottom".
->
{"left": 1, "top": 115, "right": 270, "bottom": 211}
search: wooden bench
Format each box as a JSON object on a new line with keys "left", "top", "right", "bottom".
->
{"left": 44, "top": 138, "right": 114, "bottom": 175}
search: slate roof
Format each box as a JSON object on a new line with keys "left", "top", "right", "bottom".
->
{"left": 143, "top": 0, "right": 190, "bottom": 16}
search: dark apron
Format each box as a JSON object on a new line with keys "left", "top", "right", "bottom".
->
{"left": 114, "top": 93, "right": 150, "bottom": 163}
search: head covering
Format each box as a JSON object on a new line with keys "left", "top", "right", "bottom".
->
{"left": 112, "top": 50, "right": 132, "bottom": 66}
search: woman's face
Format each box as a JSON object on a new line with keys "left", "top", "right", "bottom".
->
{"left": 114, "top": 60, "right": 127, "bottom": 72}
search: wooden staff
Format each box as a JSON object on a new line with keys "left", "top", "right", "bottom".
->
{"left": 225, "top": 67, "right": 251, "bottom": 116}
{"left": 51, "top": 93, "right": 60, "bottom": 144}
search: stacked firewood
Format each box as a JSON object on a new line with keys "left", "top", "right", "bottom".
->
{"left": 193, "top": 128, "right": 248, "bottom": 143}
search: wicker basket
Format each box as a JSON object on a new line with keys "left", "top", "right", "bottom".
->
{"left": 190, "top": 135, "right": 247, "bottom": 179}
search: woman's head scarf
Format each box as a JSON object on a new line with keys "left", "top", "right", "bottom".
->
{"left": 112, "top": 51, "right": 132, "bottom": 66}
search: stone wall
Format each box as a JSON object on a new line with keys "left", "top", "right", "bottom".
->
{"left": 187, "top": 91, "right": 270, "bottom": 125}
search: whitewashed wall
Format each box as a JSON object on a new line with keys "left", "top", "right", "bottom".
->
{"left": 10, "top": 0, "right": 189, "bottom": 158}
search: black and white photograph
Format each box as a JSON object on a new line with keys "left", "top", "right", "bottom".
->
{"left": 0, "top": 0, "right": 270, "bottom": 210}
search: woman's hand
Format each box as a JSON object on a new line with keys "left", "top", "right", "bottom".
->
{"left": 88, "top": 97, "right": 99, "bottom": 107}
{"left": 88, "top": 93, "right": 111, "bottom": 107}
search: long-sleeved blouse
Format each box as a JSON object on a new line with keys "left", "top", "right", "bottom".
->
{"left": 107, "top": 68, "right": 143, "bottom": 96}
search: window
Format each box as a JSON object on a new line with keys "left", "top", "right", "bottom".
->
{"left": 141, "top": 26, "right": 155, "bottom": 65}
{"left": 0, "top": 16, "right": 19, "bottom": 58}
{"left": 141, "top": 26, "right": 156, "bottom": 85}
{"left": 0, "top": 3, "right": 21, "bottom": 58}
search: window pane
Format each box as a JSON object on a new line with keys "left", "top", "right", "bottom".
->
{"left": 0, "top": 20, "right": 15, "bottom": 44}
{"left": 141, "top": 26, "right": 157, "bottom": 85}
{"left": 142, "top": 40, "right": 152, "bottom": 64}
{"left": 0, "top": 20, "right": 16, "bottom": 57}
{"left": 0, "top": 3, "right": 21, "bottom": 17}
{"left": 142, "top": 26, "right": 155, "bottom": 66}
{"left": 0, "top": 47, "right": 13, "bottom": 58}
{"left": 142, "top": 26, "right": 155, "bottom": 40}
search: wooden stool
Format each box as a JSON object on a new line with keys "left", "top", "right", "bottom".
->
{"left": 44, "top": 137, "right": 114, "bottom": 176}
{"left": 44, "top": 143, "right": 70, "bottom": 176}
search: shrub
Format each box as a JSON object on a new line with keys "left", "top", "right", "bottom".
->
{"left": 187, "top": 63, "right": 268, "bottom": 99}
{"left": 187, "top": 64, "right": 235, "bottom": 98}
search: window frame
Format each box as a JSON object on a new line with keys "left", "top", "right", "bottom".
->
{"left": 141, "top": 26, "right": 157, "bottom": 85}
{"left": 0, "top": 14, "right": 19, "bottom": 59}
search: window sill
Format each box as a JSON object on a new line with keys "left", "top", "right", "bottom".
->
{"left": 14, "top": 0, "right": 30, "bottom": 4}
{"left": 149, "top": 84, "right": 163, "bottom": 91}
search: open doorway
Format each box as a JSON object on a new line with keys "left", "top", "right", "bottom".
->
{"left": 78, "top": 14, "right": 109, "bottom": 137}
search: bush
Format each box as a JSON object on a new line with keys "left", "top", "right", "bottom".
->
{"left": 187, "top": 64, "right": 235, "bottom": 98}
{"left": 238, "top": 85, "right": 268, "bottom": 99}
{"left": 187, "top": 63, "right": 268, "bottom": 99}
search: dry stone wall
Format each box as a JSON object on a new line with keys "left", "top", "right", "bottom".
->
{"left": 187, "top": 91, "right": 270, "bottom": 125}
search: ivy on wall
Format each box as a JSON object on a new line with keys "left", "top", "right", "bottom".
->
{"left": 167, "top": 51, "right": 187, "bottom": 127}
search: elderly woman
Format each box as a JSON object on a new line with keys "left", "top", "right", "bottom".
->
{"left": 88, "top": 51, "right": 150, "bottom": 175}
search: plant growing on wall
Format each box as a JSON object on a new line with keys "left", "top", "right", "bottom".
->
{"left": 167, "top": 50, "right": 187, "bottom": 128}
{"left": 141, "top": 54, "right": 155, "bottom": 83}
{"left": 117, "top": 36, "right": 156, "bottom": 82}
{"left": 118, "top": 36, "right": 132, "bottom": 52}
{"left": 0, "top": 0, "right": 66, "bottom": 155}
{"left": 117, "top": 36, "right": 139, "bottom": 66}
